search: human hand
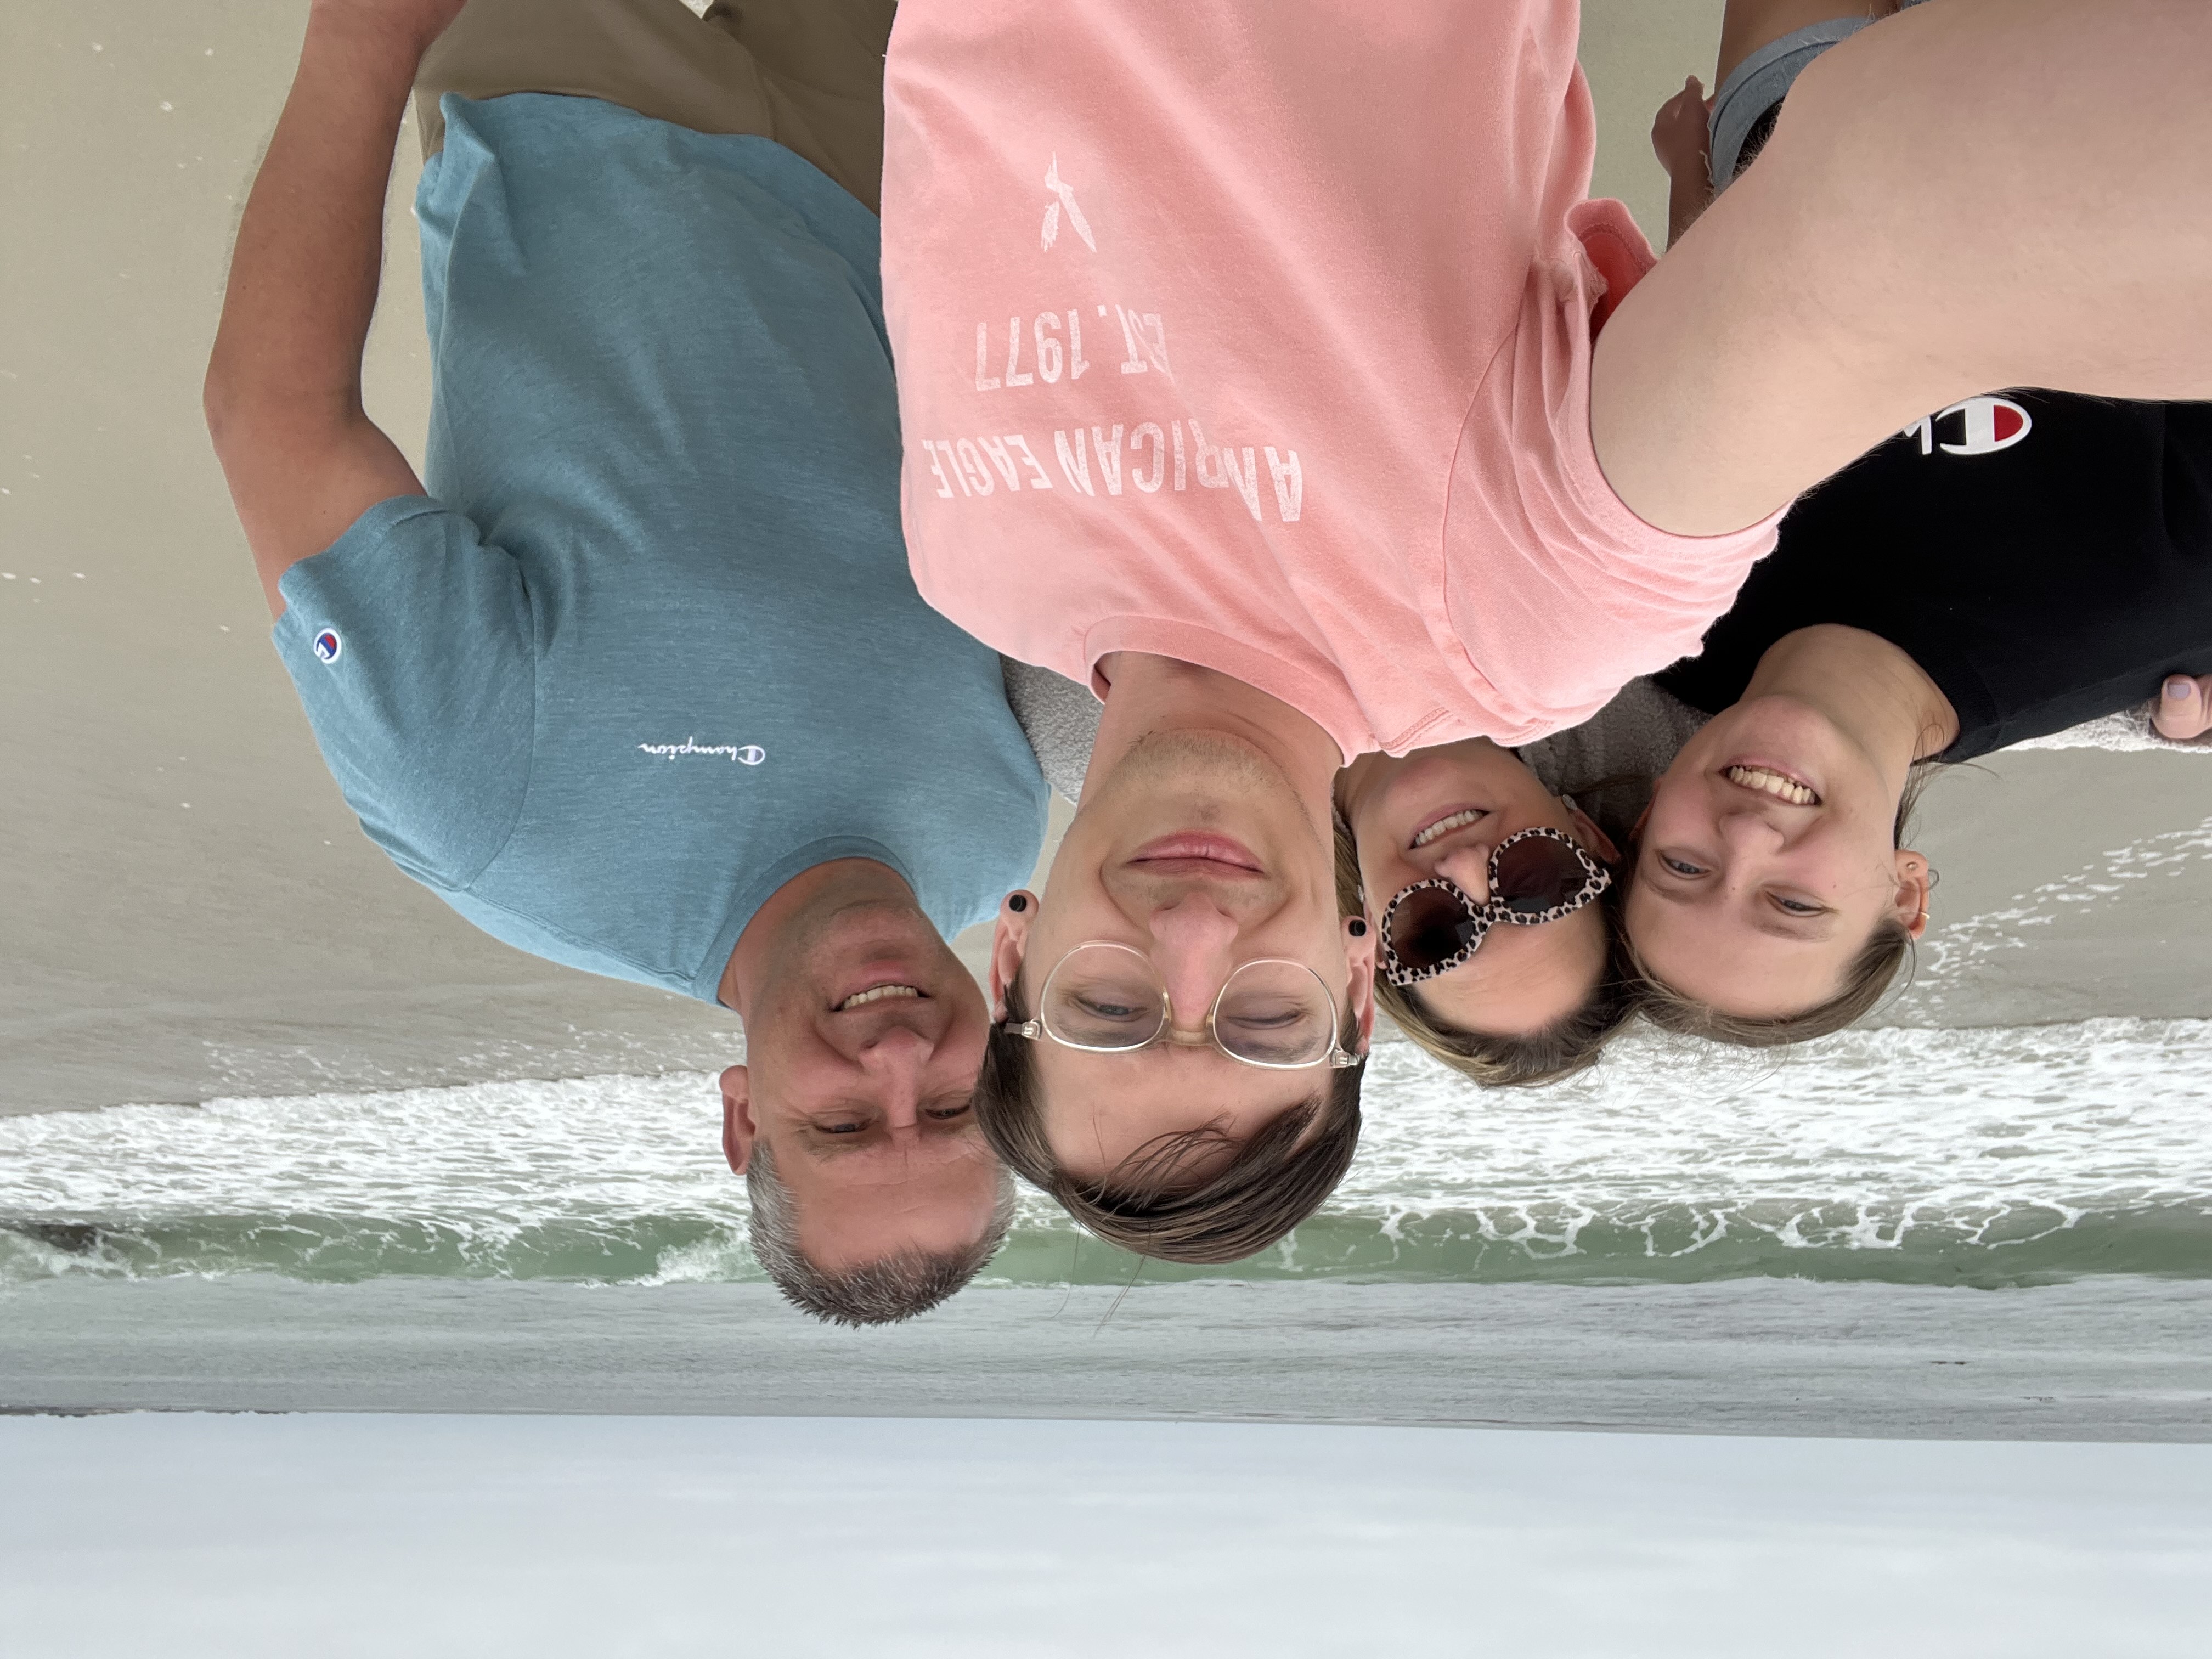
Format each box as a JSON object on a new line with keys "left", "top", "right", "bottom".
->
{"left": 1651, "top": 76, "right": 1712, "bottom": 182}
{"left": 2153, "top": 674, "right": 2212, "bottom": 741}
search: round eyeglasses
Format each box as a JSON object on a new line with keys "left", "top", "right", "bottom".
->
{"left": 1003, "top": 941, "right": 1363, "bottom": 1070}
{"left": 1379, "top": 826, "right": 1611, "bottom": 987}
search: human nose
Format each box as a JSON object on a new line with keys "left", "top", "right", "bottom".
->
{"left": 1434, "top": 843, "right": 1494, "bottom": 902}
{"left": 856, "top": 1024, "right": 929, "bottom": 1127}
{"left": 1147, "top": 894, "right": 1240, "bottom": 1029}
{"left": 1717, "top": 808, "right": 1787, "bottom": 856}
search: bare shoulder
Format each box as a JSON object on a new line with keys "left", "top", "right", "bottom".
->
{"left": 1594, "top": 0, "right": 2212, "bottom": 538}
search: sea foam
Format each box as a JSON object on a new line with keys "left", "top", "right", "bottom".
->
{"left": 3, "top": 1019, "right": 2210, "bottom": 1287}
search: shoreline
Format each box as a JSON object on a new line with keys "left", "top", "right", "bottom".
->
{"left": 8, "top": 1276, "right": 2211, "bottom": 1438}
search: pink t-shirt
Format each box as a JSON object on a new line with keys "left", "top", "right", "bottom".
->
{"left": 881, "top": 1, "right": 1781, "bottom": 758}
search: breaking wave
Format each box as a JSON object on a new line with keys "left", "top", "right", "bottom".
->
{"left": 5, "top": 1020, "right": 2211, "bottom": 1288}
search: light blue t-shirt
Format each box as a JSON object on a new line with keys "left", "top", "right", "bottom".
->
{"left": 274, "top": 95, "right": 1047, "bottom": 1002}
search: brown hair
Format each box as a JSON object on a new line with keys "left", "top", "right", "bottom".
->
{"left": 1624, "top": 760, "right": 1941, "bottom": 1047}
{"left": 1333, "top": 809, "right": 1637, "bottom": 1088}
{"left": 971, "top": 984, "right": 1365, "bottom": 1265}
{"left": 746, "top": 1140, "right": 1016, "bottom": 1327}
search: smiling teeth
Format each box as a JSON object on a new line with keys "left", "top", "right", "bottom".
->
{"left": 838, "top": 984, "right": 922, "bottom": 1011}
{"left": 1412, "top": 809, "right": 1486, "bottom": 849}
{"left": 1725, "top": 766, "right": 1819, "bottom": 805}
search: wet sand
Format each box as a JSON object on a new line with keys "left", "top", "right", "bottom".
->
{"left": 9, "top": 1275, "right": 2212, "bottom": 1438}
{"left": 4, "top": 1, "right": 2206, "bottom": 1115}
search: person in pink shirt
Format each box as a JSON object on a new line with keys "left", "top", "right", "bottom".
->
{"left": 883, "top": 0, "right": 2212, "bottom": 1260}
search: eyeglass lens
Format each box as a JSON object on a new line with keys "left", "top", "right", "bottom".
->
{"left": 1211, "top": 960, "right": 1335, "bottom": 1065}
{"left": 1041, "top": 946, "right": 1335, "bottom": 1064}
{"left": 1042, "top": 945, "right": 1164, "bottom": 1049}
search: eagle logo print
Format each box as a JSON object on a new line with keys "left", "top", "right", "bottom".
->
{"left": 1040, "top": 154, "right": 1096, "bottom": 253}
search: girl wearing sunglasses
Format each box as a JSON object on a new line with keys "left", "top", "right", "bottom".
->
{"left": 1333, "top": 741, "right": 1630, "bottom": 1086}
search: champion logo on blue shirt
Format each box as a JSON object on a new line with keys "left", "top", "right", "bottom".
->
{"left": 312, "top": 629, "right": 343, "bottom": 664}
{"left": 637, "top": 737, "right": 766, "bottom": 765}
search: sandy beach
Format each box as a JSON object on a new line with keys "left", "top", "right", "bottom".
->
{"left": 9, "top": 1412, "right": 2209, "bottom": 1658}
{"left": 8, "top": 16, "right": 2210, "bottom": 1651}
{"left": 5, "top": 0, "right": 2209, "bottom": 1116}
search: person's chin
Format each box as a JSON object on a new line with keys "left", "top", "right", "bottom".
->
{"left": 1101, "top": 728, "right": 1291, "bottom": 804}
{"left": 1375, "top": 739, "right": 1523, "bottom": 803}
{"left": 1084, "top": 730, "right": 1312, "bottom": 862}
{"left": 1692, "top": 696, "right": 1849, "bottom": 781}
{"left": 1356, "top": 745, "right": 1538, "bottom": 841}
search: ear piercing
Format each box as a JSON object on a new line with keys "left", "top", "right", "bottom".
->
{"left": 1348, "top": 918, "right": 1368, "bottom": 938}
{"left": 1009, "top": 894, "right": 1029, "bottom": 912}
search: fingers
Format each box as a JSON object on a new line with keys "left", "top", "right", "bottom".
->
{"left": 1668, "top": 77, "right": 1705, "bottom": 118}
{"left": 2153, "top": 674, "right": 2212, "bottom": 741}
{"left": 1652, "top": 78, "right": 1711, "bottom": 170}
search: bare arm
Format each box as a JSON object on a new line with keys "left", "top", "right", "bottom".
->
{"left": 204, "top": 1, "right": 464, "bottom": 618}
{"left": 1594, "top": 0, "right": 2212, "bottom": 538}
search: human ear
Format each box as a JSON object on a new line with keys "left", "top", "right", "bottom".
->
{"left": 1892, "top": 851, "right": 1934, "bottom": 940}
{"left": 1565, "top": 799, "right": 1622, "bottom": 866}
{"left": 719, "top": 1064, "right": 756, "bottom": 1175}
{"left": 1342, "top": 914, "right": 1379, "bottom": 1053}
{"left": 990, "top": 891, "right": 1036, "bottom": 1020}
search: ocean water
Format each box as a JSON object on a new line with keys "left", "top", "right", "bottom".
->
{"left": 5, "top": 1017, "right": 2210, "bottom": 1291}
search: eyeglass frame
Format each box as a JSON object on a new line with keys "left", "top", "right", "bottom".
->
{"left": 1001, "top": 939, "right": 1365, "bottom": 1070}
{"left": 1378, "top": 826, "right": 1612, "bottom": 988}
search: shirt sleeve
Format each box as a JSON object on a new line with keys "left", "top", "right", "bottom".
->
{"left": 271, "top": 495, "right": 536, "bottom": 888}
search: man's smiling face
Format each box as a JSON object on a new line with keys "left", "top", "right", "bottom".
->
{"left": 720, "top": 897, "right": 1002, "bottom": 1273}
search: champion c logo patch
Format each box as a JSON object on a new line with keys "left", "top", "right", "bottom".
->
{"left": 1901, "top": 396, "right": 2034, "bottom": 458}
{"left": 312, "top": 629, "right": 343, "bottom": 664}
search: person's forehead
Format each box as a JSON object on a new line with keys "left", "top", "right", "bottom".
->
{"left": 1629, "top": 903, "right": 1850, "bottom": 1014}
{"left": 793, "top": 1168, "right": 1001, "bottom": 1266}
{"left": 1030, "top": 1053, "right": 1309, "bottom": 1141}
{"left": 1630, "top": 871, "right": 1843, "bottom": 942}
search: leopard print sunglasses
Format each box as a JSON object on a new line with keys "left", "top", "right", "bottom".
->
{"left": 1378, "top": 826, "right": 1612, "bottom": 988}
